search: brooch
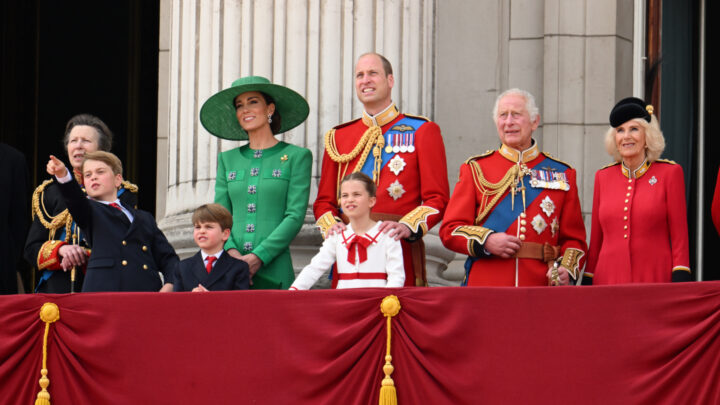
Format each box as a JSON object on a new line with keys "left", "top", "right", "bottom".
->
{"left": 540, "top": 196, "right": 556, "bottom": 217}
{"left": 228, "top": 171, "right": 237, "bottom": 181}
{"left": 532, "top": 214, "right": 547, "bottom": 235}
{"left": 388, "top": 155, "right": 406, "bottom": 175}
{"left": 281, "top": 154, "right": 288, "bottom": 163}
{"left": 649, "top": 176, "right": 657, "bottom": 186}
{"left": 387, "top": 180, "right": 406, "bottom": 201}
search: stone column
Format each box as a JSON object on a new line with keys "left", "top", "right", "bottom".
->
{"left": 156, "top": 0, "right": 447, "bottom": 285}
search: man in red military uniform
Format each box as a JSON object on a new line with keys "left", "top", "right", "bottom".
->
{"left": 314, "top": 53, "right": 449, "bottom": 286}
{"left": 440, "top": 89, "right": 587, "bottom": 286}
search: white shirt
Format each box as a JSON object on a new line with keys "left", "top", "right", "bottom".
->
{"left": 201, "top": 250, "right": 224, "bottom": 270}
{"left": 290, "top": 221, "right": 405, "bottom": 290}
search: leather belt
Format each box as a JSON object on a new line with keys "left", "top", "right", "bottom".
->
{"left": 514, "top": 242, "right": 560, "bottom": 263}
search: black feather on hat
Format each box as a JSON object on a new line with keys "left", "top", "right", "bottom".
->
{"left": 609, "top": 97, "right": 653, "bottom": 128}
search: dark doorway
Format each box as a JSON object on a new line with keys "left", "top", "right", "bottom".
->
{"left": 0, "top": 0, "right": 159, "bottom": 290}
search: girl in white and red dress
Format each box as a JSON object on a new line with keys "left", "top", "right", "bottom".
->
{"left": 290, "top": 173, "right": 405, "bottom": 289}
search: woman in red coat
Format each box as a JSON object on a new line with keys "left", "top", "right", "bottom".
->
{"left": 584, "top": 97, "right": 691, "bottom": 284}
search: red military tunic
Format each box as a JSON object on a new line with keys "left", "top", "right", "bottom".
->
{"left": 439, "top": 142, "right": 587, "bottom": 286}
{"left": 314, "top": 103, "right": 449, "bottom": 286}
{"left": 585, "top": 160, "right": 690, "bottom": 284}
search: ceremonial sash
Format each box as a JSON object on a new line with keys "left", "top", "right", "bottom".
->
{"left": 358, "top": 116, "right": 426, "bottom": 179}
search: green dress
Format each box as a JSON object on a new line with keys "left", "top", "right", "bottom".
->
{"left": 215, "top": 142, "right": 312, "bottom": 289}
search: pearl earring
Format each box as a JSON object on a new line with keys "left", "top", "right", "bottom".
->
{"left": 267, "top": 114, "right": 273, "bottom": 124}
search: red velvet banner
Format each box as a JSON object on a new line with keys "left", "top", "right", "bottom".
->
{"left": 2, "top": 283, "right": 719, "bottom": 404}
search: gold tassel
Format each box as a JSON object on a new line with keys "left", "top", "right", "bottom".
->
{"left": 379, "top": 295, "right": 401, "bottom": 405}
{"left": 35, "top": 303, "right": 60, "bottom": 405}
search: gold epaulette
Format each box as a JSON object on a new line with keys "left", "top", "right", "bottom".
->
{"left": 332, "top": 118, "right": 361, "bottom": 130}
{"left": 403, "top": 113, "right": 430, "bottom": 122}
{"left": 121, "top": 180, "right": 139, "bottom": 193}
{"left": 541, "top": 152, "right": 574, "bottom": 169}
{"left": 464, "top": 151, "right": 494, "bottom": 165}
{"left": 601, "top": 161, "right": 621, "bottom": 170}
{"left": 656, "top": 158, "right": 677, "bottom": 165}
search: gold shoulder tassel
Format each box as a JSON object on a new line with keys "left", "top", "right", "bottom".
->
{"left": 379, "top": 295, "right": 401, "bottom": 405}
{"left": 35, "top": 303, "right": 60, "bottom": 405}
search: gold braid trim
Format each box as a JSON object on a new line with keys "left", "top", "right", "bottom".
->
{"left": 120, "top": 180, "right": 139, "bottom": 193}
{"left": 324, "top": 125, "right": 385, "bottom": 190}
{"left": 31, "top": 180, "right": 73, "bottom": 242}
{"left": 399, "top": 206, "right": 439, "bottom": 236}
{"left": 451, "top": 226, "right": 493, "bottom": 256}
{"left": 315, "top": 211, "right": 341, "bottom": 239}
{"left": 560, "top": 248, "right": 585, "bottom": 279}
{"left": 469, "top": 161, "right": 518, "bottom": 225}
{"left": 35, "top": 303, "right": 60, "bottom": 405}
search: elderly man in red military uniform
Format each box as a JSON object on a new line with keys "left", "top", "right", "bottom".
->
{"left": 440, "top": 89, "right": 587, "bottom": 286}
{"left": 314, "top": 53, "right": 449, "bottom": 286}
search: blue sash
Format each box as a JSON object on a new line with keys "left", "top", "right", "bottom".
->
{"left": 358, "top": 116, "right": 426, "bottom": 179}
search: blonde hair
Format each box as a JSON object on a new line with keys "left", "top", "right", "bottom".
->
{"left": 604, "top": 116, "right": 665, "bottom": 163}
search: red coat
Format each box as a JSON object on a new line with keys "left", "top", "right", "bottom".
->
{"left": 586, "top": 160, "right": 690, "bottom": 284}
{"left": 439, "top": 143, "right": 587, "bottom": 286}
{"left": 712, "top": 167, "right": 720, "bottom": 236}
{"left": 313, "top": 105, "right": 449, "bottom": 286}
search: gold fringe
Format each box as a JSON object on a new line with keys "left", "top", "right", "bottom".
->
{"left": 35, "top": 303, "right": 60, "bottom": 405}
{"left": 379, "top": 295, "right": 401, "bottom": 405}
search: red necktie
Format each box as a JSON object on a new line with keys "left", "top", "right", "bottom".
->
{"left": 109, "top": 202, "right": 123, "bottom": 211}
{"left": 346, "top": 235, "right": 373, "bottom": 264}
{"left": 205, "top": 256, "right": 216, "bottom": 273}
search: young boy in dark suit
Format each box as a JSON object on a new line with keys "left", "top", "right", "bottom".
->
{"left": 47, "top": 152, "right": 178, "bottom": 292}
{"left": 173, "top": 204, "right": 249, "bottom": 292}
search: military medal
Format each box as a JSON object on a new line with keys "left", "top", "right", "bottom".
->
{"left": 400, "top": 133, "right": 408, "bottom": 153}
{"left": 388, "top": 155, "right": 406, "bottom": 175}
{"left": 385, "top": 134, "right": 393, "bottom": 153}
{"left": 387, "top": 180, "right": 405, "bottom": 200}
{"left": 408, "top": 133, "right": 415, "bottom": 153}
{"left": 649, "top": 175, "right": 657, "bottom": 185}
{"left": 393, "top": 133, "right": 401, "bottom": 153}
{"left": 550, "top": 217, "right": 559, "bottom": 237}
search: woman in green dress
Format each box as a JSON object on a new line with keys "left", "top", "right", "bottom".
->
{"left": 200, "top": 76, "right": 311, "bottom": 289}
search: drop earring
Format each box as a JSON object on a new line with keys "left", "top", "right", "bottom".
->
{"left": 267, "top": 114, "right": 273, "bottom": 124}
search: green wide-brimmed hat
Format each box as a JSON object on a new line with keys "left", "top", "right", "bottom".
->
{"left": 199, "top": 76, "right": 309, "bottom": 140}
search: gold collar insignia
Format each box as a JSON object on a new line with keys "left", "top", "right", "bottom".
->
{"left": 621, "top": 158, "right": 651, "bottom": 179}
{"left": 362, "top": 103, "right": 399, "bottom": 127}
{"left": 499, "top": 141, "right": 539, "bottom": 163}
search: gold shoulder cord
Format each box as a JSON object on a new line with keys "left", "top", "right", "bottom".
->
{"left": 324, "top": 126, "right": 385, "bottom": 194}
{"left": 469, "top": 161, "right": 518, "bottom": 225}
{"left": 32, "top": 180, "right": 72, "bottom": 242}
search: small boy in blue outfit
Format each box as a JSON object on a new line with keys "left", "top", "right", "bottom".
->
{"left": 172, "top": 203, "right": 249, "bottom": 292}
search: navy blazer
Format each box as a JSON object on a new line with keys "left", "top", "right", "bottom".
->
{"left": 57, "top": 178, "right": 179, "bottom": 292}
{"left": 174, "top": 251, "right": 249, "bottom": 292}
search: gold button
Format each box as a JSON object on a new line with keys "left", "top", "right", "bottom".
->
{"left": 520, "top": 212, "right": 527, "bottom": 218}
{"left": 122, "top": 240, "right": 127, "bottom": 246}
{"left": 624, "top": 235, "right": 628, "bottom": 239}
{"left": 520, "top": 220, "right": 527, "bottom": 226}
{"left": 624, "top": 207, "right": 628, "bottom": 211}
{"left": 519, "top": 234, "right": 526, "bottom": 240}
{"left": 626, "top": 193, "right": 630, "bottom": 197}
{"left": 624, "top": 225, "right": 627, "bottom": 230}
{"left": 143, "top": 264, "right": 148, "bottom": 270}
{"left": 627, "top": 186, "right": 632, "bottom": 190}
{"left": 122, "top": 260, "right": 127, "bottom": 266}
{"left": 628, "top": 179, "right": 632, "bottom": 183}
{"left": 142, "top": 246, "right": 148, "bottom": 252}
{"left": 624, "top": 216, "right": 628, "bottom": 220}
{"left": 520, "top": 227, "right": 526, "bottom": 233}
{"left": 624, "top": 199, "right": 629, "bottom": 203}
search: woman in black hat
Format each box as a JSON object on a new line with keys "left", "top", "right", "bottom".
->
{"left": 584, "top": 97, "right": 691, "bottom": 284}
{"left": 200, "top": 76, "right": 312, "bottom": 289}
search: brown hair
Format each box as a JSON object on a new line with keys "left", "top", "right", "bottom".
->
{"left": 340, "top": 172, "right": 376, "bottom": 197}
{"left": 64, "top": 114, "right": 114, "bottom": 152}
{"left": 82, "top": 151, "right": 123, "bottom": 176}
{"left": 192, "top": 203, "right": 233, "bottom": 231}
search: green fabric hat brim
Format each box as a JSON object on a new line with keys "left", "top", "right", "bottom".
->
{"left": 200, "top": 77, "right": 309, "bottom": 141}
